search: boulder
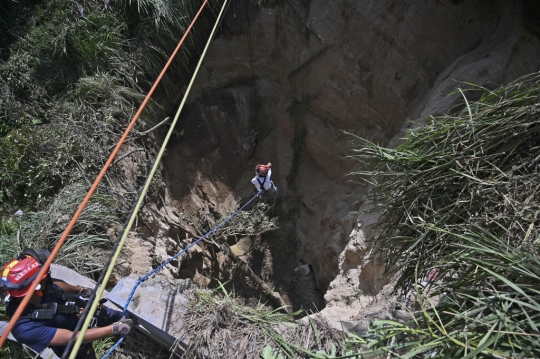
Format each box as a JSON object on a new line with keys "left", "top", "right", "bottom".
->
{"left": 106, "top": 274, "right": 193, "bottom": 353}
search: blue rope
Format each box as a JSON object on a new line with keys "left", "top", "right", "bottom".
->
{"left": 101, "top": 190, "right": 262, "bottom": 358}
{"left": 102, "top": 335, "right": 124, "bottom": 359}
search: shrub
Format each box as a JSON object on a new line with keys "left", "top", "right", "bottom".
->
{"left": 348, "top": 74, "right": 540, "bottom": 357}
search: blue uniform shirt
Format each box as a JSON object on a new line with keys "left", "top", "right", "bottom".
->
{"left": 8, "top": 291, "right": 123, "bottom": 358}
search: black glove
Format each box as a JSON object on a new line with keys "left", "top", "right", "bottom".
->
{"left": 78, "top": 287, "right": 93, "bottom": 298}
{"left": 112, "top": 317, "right": 135, "bottom": 335}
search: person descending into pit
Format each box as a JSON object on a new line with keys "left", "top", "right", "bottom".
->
{"left": 0, "top": 248, "right": 135, "bottom": 359}
{"left": 252, "top": 162, "right": 277, "bottom": 196}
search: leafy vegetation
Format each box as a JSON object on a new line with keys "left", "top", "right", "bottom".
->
{"left": 0, "top": 0, "right": 222, "bottom": 253}
{"left": 0, "top": 1, "right": 220, "bottom": 357}
{"left": 0, "top": 0, "right": 219, "bottom": 215}
{"left": 6, "top": 0, "right": 539, "bottom": 358}
{"left": 347, "top": 74, "right": 540, "bottom": 357}
{"left": 178, "top": 283, "right": 359, "bottom": 359}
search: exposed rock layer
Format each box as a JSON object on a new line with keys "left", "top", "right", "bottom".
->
{"left": 159, "top": 0, "right": 540, "bottom": 324}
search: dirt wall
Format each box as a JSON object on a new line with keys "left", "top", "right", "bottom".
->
{"left": 157, "top": 0, "right": 540, "bottom": 317}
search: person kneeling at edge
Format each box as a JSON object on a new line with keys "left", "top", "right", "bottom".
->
{"left": 252, "top": 162, "right": 277, "bottom": 196}
{"left": 0, "top": 248, "right": 134, "bottom": 359}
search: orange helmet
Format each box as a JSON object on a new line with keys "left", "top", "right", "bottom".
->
{"left": 1, "top": 248, "right": 51, "bottom": 297}
{"left": 255, "top": 164, "right": 269, "bottom": 176}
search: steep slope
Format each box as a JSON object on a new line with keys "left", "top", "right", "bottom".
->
{"left": 153, "top": 0, "right": 540, "bottom": 319}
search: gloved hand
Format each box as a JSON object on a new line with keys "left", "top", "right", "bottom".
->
{"left": 112, "top": 317, "right": 135, "bottom": 335}
{"left": 78, "top": 287, "right": 93, "bottom": 298}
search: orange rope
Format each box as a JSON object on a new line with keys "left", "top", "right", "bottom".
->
{"left": 0, "top": 0, "right": 210, "bottom": 347}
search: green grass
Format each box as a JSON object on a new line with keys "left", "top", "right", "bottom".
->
{"left": 183, "top": 284, "right": 362, "bottom": 359}
{"left": 0, "top": 0, "right": 221, "bottom": 214}
{"left": 346, "top": 73, "right": 540, "bottom": 357}
{"left": 0, "top": 2, "right": 222, "bottom": 353}
{"left": 0, "top": 0, "right": 223, "bottom": 266}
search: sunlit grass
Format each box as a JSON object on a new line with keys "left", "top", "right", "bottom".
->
{"left": 347, "top": 73, "right": 540, "bottom": 357}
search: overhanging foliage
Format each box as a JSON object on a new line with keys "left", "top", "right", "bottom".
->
{"left": 348, "top": 73, "right": 540, "bottom": 357}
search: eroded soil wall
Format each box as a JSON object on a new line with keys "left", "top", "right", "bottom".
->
{"left": 156, "top": 0, "right": 540, "bottom": 313}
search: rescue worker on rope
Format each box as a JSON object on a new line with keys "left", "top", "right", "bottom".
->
{"left": 252, "top": 162, "right": 277, "bottom": 196}
{"left": 0, "top": 248, "right": 134, "bottom": 359}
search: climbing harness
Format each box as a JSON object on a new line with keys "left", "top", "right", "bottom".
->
{"left": 254, "top": 165, "right": 278, "bottom": 195}
{"left": 256, "top": 176, "right": 267, "bottom": 192}
{"left": 6, "top": 282, "right": 107, "bottom": 327}
{"left": 21, "top": 302, "right": 79, "bottom": 321}
{"left": 254, "top": 164, "right": 269, "bottom": 194}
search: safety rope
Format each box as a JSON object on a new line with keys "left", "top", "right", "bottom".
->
{"left": 60, "top": 179, "right": 145, "bottom": 359}
{"left": 242, "top": 0, "right": 255, "bottom": 83}
{"left": 67, "top": 1, "right": 231, "bottom": 358}
{"left": 0, "top": 0, "right": 212, "bottom": 350}
{"left": 102, "top": 189, "right": 261, "bottom": 359}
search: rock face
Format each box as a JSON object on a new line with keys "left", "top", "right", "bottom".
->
{"left": 107, "top": 275, "right": 193, "bottom": 352}
{"left": 161, "top": 0, "right": 540, "bottom": 318}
